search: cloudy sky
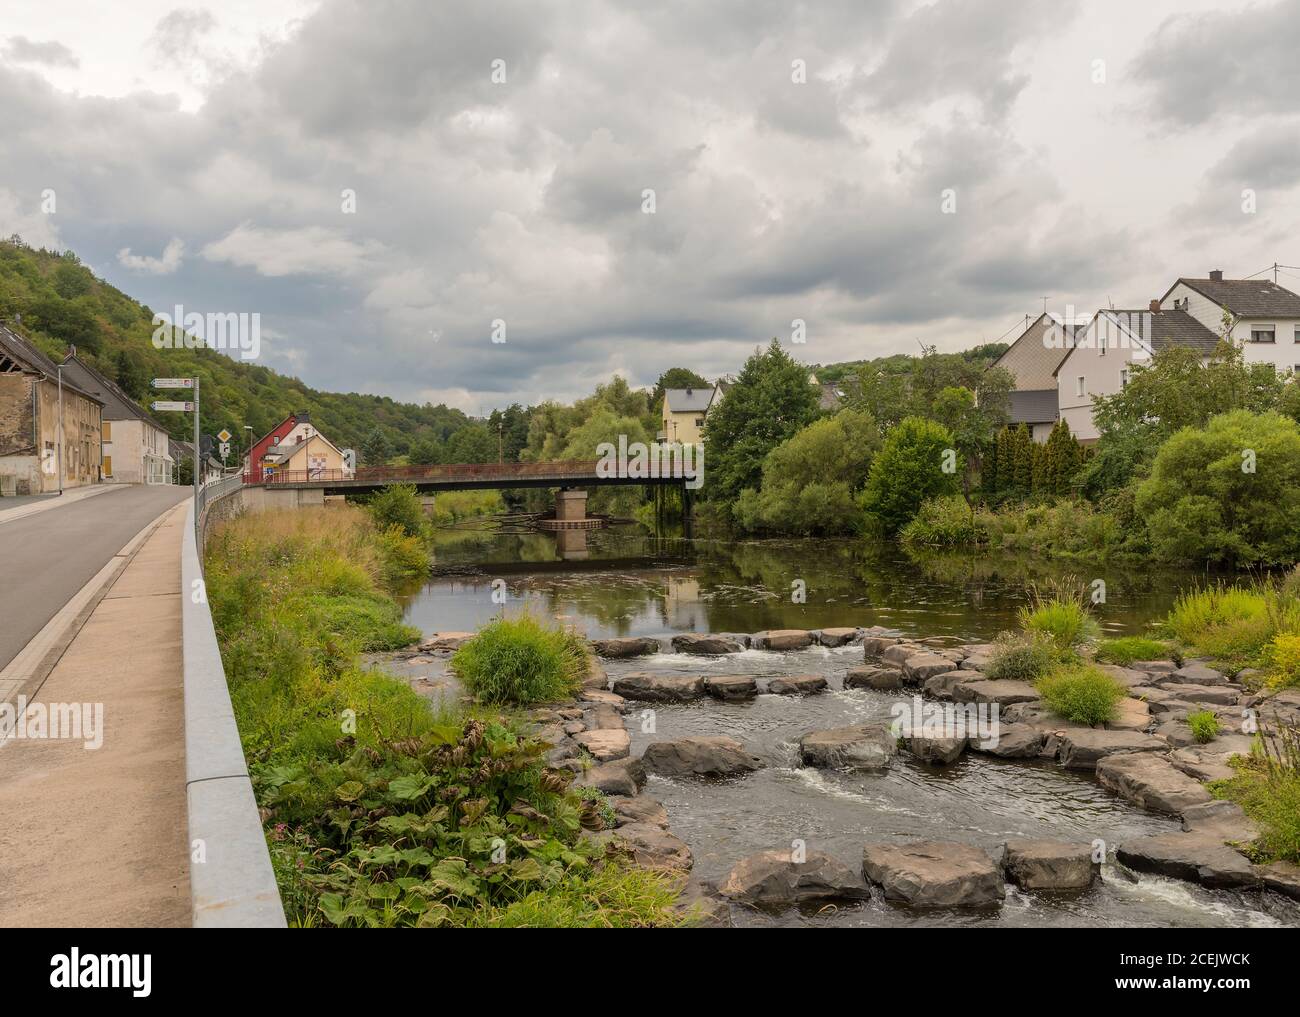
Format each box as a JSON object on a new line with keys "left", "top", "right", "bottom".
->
{"left": 2, "top": 0, "right": 1298, "bottom": 413}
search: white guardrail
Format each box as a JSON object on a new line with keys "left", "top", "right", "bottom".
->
{"left": 183, "top": 479, "right": 287, "bottom": 927}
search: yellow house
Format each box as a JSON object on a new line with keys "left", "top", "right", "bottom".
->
{"left": 660, "top": 387, "right": 714, "bottom": 444}
{"left": 261, "top": 429, "right": 347, "bottom": 479}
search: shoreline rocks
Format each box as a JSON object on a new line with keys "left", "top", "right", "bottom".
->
{"left": 591, "top": 636, "right": 661, "bottom": 658}
{"left": 766, "top": 674, "right": 828, "bottom": 696}
{"left": 719, "top": 850, "right": 869, "bottom": 905}
{"left": 1002, "top": 839, "right": 1097, "bottom": 891}
{"left": 611, "top": 672, "right": 705, "bottom": 703}
{"left": 671, "top": 633, "right": 745, "bottom": 655}
{"left": 642, "top": 736, "right": 763, "bottom": 779}
{"left": 862, "top": 841, "right": 1005, "bottom": 907}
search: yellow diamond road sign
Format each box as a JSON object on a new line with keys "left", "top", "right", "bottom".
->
{"left": 217, "top": 429, "right": 232, "bottom": 443}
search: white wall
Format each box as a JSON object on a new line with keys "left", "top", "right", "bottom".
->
{"left": 1055, "top": 321, "right": 1149, "bottom": 443}
{"left": 1165, "top": 281, "right": 1300, "bottom": 374}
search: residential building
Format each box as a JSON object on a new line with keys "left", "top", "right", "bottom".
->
{"left": 660, "top": 388, "right": 714, "bottom": 444}
{"left": 58, "top": 352, "right": 173, "bottom": 484}
{"left": 990, "top": 314, "right": 1082, "bottom": 442}
{"left": 1053, "top": 306, "right": 1219, "bottom": 443}
{"left": 243, "top": 411, "right": 307, "bottom": 482}
{"left": 0, "top": 325, "right": 103, "bottom": 494}
{"left": 260, "top": 428, "right": 348, "bottom": 480}
{"left": 1159, "top": 270, "right": 1300, "bottom": 374}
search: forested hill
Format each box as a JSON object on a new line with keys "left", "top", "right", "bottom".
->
{"left": 813, "top": 341, "right": 1010, "bottom": 384}
{"left": 0, "top": 238, "right": 471, "bottom": 454}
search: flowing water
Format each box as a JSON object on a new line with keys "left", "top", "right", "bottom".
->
{"left": 397, "top": 520, "right": 1299, "bottom": 928}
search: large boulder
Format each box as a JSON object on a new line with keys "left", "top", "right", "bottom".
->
{"left": 611, "top": 672, "right": 705, "bottom": 703}
{"left": 1108, "top": 698, "right": 1152, "bottom": 731}
{"left": 1055, "top": 729, "right": 1165, "bottom": 770}
{"left": 861, "top": 842, "right": 1005, "bottom": 907}
{"left": 719, "top": 850, "right": 869, "bottom": 905}
{"left": 863, "top": 635, "right": 903, "bottom": 659}
{"left": 613, "top": 822, "right": 693, "bottom": 872}
{"left": 1002, "top": 839, "right": 1097, "bottom": 891}
{"left": 798, "top": 724, "right": 898, "bottom": 770}
{"left": 953, "top": 679, "right": 1040, "bottom": 707}
{"left": 1165, "top": 663, "right": 1229, "bottom": 686}
{"left": 844, "top": 666, "right": 904, "bottom": 691}
{"left": 641, "top": 736, "right": 763, "bottom": 778}
{"left": 572, "top": 728, "right": 631, "bottom": 762}
{"left": 750, "top": 629, "right": 814, "bottom": 651}
{"left": 902, "top": 653, "right": 956, "bottom": 684}
{"left": 590, "top": 636, "right": 662, "bottom": 658}
{"left": 1116, "top": 834, "right": 1259, "bottom": 889}
{"left": 766, "top": 674, "right": 828, "bottom": 696}
{"left": 906, "top": 735, "right": 966, "bottom": 765}
{"left": 1096, "top": 752, "right": 1213, "bottom": 815}
{"left": 671, "top": 633, "right": 744, "bottom": 655}
{"left": 816, "top": 627, "right": 861, "bottom": 648}
{"left": 574, "top": 757, "right": 646, "bottom": 796}
{"left": 611, "top": 795, "right": 669, "bottom": 829}
{"left": 704, "top": 675, "right": 758, "bottom": 702}
{"left": 969, "top": 723, "right": 1044, "bottom": 758}
{"left": 924, "top": 669, "right": 984, "bottom": 700}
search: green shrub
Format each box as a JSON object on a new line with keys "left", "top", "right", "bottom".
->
{"left": 298, "top": 592, "right": 420, "bottom": 652}
{"left": 1018, "top": 585, "right": 1100, "bottom": 650}
{"left": 900, "top": 495, "right": 988, "bottom": 548}
{"left": 1187, "top": 710, "right": 1220, "bottom": 743}
{"left": 1161, "top": 583, "right": 1300, "bottom": 669}
{"left": 1036, "top": 663, "right": 1126, "bottom": 726}
{"left": 451, "top": 614, "right": 589, "bottom": 705}
{"left": 1095, "top": 636, "right": 1169, "bottom": 666}
{"left": 861, "top": 416, "right": 959, "bottom": 533}
{"left": 374, "top": 525, "right": 430, "bottom": 583}
{"left": 1267, "top": 633, "right": 1300, "bottom": 690}
{"left": 368, "top": 483, "right": 426, "bottom": 539}
{"left": 1211, "top": 720, "right": 1300, "bottom": 864}
{"left": 985, "top": 631, "right": 1058, "bottom": 682}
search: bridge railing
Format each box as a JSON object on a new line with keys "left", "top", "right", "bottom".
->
{"left": 261, "top": 461, "right": 603, "bottom": 485}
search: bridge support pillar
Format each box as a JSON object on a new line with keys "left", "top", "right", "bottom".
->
{"left": 421, "top": 495, "right": 437, "bottom": 515}
{"left": 555, "top": 488, "right": 588, "bottom": 522}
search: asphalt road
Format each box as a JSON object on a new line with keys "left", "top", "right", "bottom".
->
{"left": 0, "top": 484, "right": 191, "bottom": 671}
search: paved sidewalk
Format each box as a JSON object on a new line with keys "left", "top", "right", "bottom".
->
{"left": 0, "top": 502, "right": 191, "bottom": 927}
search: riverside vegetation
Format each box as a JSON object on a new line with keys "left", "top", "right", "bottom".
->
{"left": 204, "top": 504, "right": 684, "bottom": 927}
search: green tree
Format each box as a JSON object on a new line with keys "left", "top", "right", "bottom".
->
{"left": 446, "top": 423, "right": 497, "bottom": 463}
{"left": 361, "top": 427, "right": 392, "bottom": 466}
{"left": 861, "top": 416, "right": 959, "bottom": 533}
{"left": 702, "top": 339, "right": 820, "bottom": 511}
{"left": 408, "top": 437, "right": 442, "bottom": 465}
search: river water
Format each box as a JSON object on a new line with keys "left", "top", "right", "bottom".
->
{"left": 397, "top": 520, "right": 1299, "bottom": 928}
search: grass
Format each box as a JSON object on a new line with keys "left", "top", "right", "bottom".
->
{"left": 1266, "top": 633, "right": 1300, "bottom": 690}
{"left": 1210, "top": 718, "right": 1300, "bottom": 864}
{"left": 1036, "top": 662, "right": 1126, "bottom": 726}
{"left": 1187, "top": 710, "right": 1221, "bottom": 743}
{"left": 899, "top": 495, "right": 988, "bottom": 548}
{"left": 1017, "top": 582, "right": 1101, "bottom": 651}
{"left": 985, "top": 632, "right": 1059, "bottom": 683}
{"left": 1161, "top": 580, "right": 1300, "bottom": 671}
{"left": 205, "top": 506, "right": 680, "bottom": 927}
{"left": 451, "top": 613, "right": 590, "bottom": 706}
{"left": 1094, "top": 636, "right": 1172, "bottom": 666}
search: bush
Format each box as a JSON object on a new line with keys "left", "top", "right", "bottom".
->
{"left": 368, "top": 483, "right": 426, "bottom": 539}
{"left": 900, "top": 495, "right": 988, "bottom": 548}
{"left": 985, "top": 631, "right": 1058, "bottom": 682}
{"left": 1267, "top": 633, "right": 1300, "bottom": 690}
{"left": 1187, "top": 710, "right": 1220, "bottom": 743}
{"left": 1036, "top": 663, "right": 1126, "bottom": 726}
{"left": 1095, "top": 636, "right": 1170, "bottom": 666}
{"left": 1018, "top": 585, "right": 1100, "bottom": 650}
{"left": 1211, "top": 719, "right": 1300, "bottom": 864}
{"left": 451, "top": 614, "right": 589, "bottom": 705}
{"left": 1161, "top": 583, "right": 1300, "bottom": 669}
{"left": 374, "top": 525, "right": 430, "bottom": 583}
{"left": 861, "top": 416, "right": 959, "bottom": 533}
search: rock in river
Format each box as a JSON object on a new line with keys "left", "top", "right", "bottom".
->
{"left": 671, "top": 633, "right": 744, "bottom": 655}
{"left": 1116, "top": 833, "right": 1259, "bottom": 889}
{"left": 703, "top": 675, "right": 758, "bottom": 702}
{"left": 901, "top": 653, "right": 955, "bottom": 684}
{"left": 1002, "top": 839, "right": 1097, "bottom": 891}
{"left": 861, "top": 841, "right": 1005, "bottom": 907}
{"left": 719, "top": 850, "right": 869, "bottom": 905}
{"left": 799, "top": 724, "right": 897, "bottom": 770}
{"left": 590, "top": 636, "right": 661, "bottom": 658}
{"left": 905, "top": 734, "right": 966, "bottom": 765}
{"left": 641, "top": 736, "right": 764, "bottom": 778}
{"left": 574, "top": 757, "right": 645, "bottom": 797}
{"left": 815, "top": 627, "right": 860, "bottom": 647}
{"left": 1055, "top": 729, "right": 1165, "bottom": 770}
{"left": 572, "top": 728, "right": 631, "bottom": 762}
{"left": 610, "top": 672, "right": 705, "bottom": 703}
{"left": 1095, "top": 751, "right": 1212, "bottom": 815}
{"left": 844, "top": 666, "right": 904, "bottom": 691}
{"left": 953, "top": 679, "right": 1040, "bottom": 707}
{"left": 750, "top": 629, "right": 813, "bottom": 651}
{"left": 766, "top": 674, "right": 828, "bottom": 696}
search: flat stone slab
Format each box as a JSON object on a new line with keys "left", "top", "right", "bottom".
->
{"left": 613, "top": 822, "right": 693, "bottom": 872}
{"left": 1117, "top": 833, "right": 1259, "bottom": 889}
{"left": 1152, "top": 720, "right": 1197, "bottom": 748}
{"left": 750, "top": 629, "right": 813, "bottom": 651}
{"left": 815, "top": 627, "right": 861, "bottom": 647}
{"left": 1152, "top": 682, "right": 1241, "bottom": 706}
{"left": 863, "top": 636, "right": 904, "bottom": 659}
{"left": 902, "top": 653, "right": 956, "bottom": 683}
{"left": 1132, "top": 659, "right": 1178, "bottom": 675}
{"left": 590, "top": 636, "right": 661, "bottom": 658}
{"left": 574, "top": 757, "right": 646, "bottom": 796}
{"left": 719, "top": 850, "right": 869, "bottom": 905}
{"left": 1259, "top": 861, "right": 1300, "bottom": 901}
{"left": 704, "top": 675, "right": 758, "bottom": 701}
{"left": 1003, "top": 839, "right": 1097, "bottom": 891}
{"left": 923, "top": 669, "right": 984, "bottom": 700}
{"left": 418, "top": 631, "right": 476, "bottom": 651}
{"left": 1096, "top": 752, "right": 1213, "bottom": 815}
{"left": 1167, "top": 735, "right": 1255, "bottom": 782}
{"left": 610, "top": 672, "right": 705, "bottom": 703}
{"left": 671, "top": 633, "right": 744, "bottom": 655}
{"left": 969, "top": 722, "right": 1044, "bottom": 758}
{"left": 953, "top": 679, "right": 1040, "bottom": 707}
{"left": 1109, "top": 697, "right": 1151, "bottom": 731}
{"left": 765, "top": 673, "right": 827, "bottom": 695}
{"left": 1056, "top": 729, "right": 1165, "bottom": 770}
{"left": 906, "top": 735, "right": 966, "bottom": 765}
{"left": 611, "top": 795, "right": 669, "bottom": 829}
{"left": 799, "top": 724, "right": 897, "bottom": 770}
{"left": 1097, "top": 665, "right": 1151, "bottom": 689}
{"left": 880, "top": 642, "right": 921, "bottom": 666}
{"left": 641, "top": 736, "right": 763, "bottom": 779}
{"left": 1166, "top": 663, "right": 1228, "bottom": 686}
{"left": 1180, "top": 800, "right": 1261, "bottom": 843}
{"left": 573, "top": 728, "right": 630, "bottom": 762}
{"left": 578, "top": 688, "right": 626, "bottom": 708}
{"left": 583, "top": 704, "right": 625, "bottom": 730}
{"left": 845, "top": 666, "right": 903, "bottom": 691}
{"left": 862, "top": 841, "right": 1005, "bottom": 907}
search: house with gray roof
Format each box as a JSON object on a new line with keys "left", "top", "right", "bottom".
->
{"left": 59, "top": 352, "right": 174, "bottom": 484}
{"left": 989, "top": 313, "right": 1083, "bottom": 441}
{"left": 1160, "top": 270, "right": 1300, "bottom": 375}
{"left": 660, "top": 386, "right": 715, "bottom": 444}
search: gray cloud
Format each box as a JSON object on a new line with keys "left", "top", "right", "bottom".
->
{"left": 4, "top": 36, "right": 80, "bottom": 68}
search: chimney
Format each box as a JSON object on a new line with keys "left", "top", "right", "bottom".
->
{"left": 1149, "top": 299, "right": 1161, "bottom": 313}
{"left": 1209, "top": 269, "right": 1223, "bottom": 282}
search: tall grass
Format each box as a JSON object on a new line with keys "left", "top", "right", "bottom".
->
{"left": 1212, "top": 717, "right": 1300, "bottom": 864}
{"left": 1162, "top": 578, "right": 1300, "bottom": 670}
{"left": 1036, "top": 663, "right": 1126, "bottom": 726}
{"left": 1018, "top": 581, "right": 1100, "bottom": 650}
{"left": 985, "top": 631, "right": 1059, "bottom": 682}
{"left": 451, "top": 613, "right": 589, "bottom": 705}
{"left": 1094, "top": 636, "right": 1173, "bottom": 666}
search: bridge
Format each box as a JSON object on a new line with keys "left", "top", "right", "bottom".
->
{"left": 258, "top": 460, "right": 698, "bottom": 493}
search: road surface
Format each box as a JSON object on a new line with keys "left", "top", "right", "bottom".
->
{"left": 0, "top": 484, "right": 190, "bottom": 671}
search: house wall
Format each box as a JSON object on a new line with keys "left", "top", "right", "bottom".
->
{"left": 32, "top": 377, "right": 102, "bottom": 491}
{"left": 1166, "top": 281, "right": 1300, "bottom": 373}
{"left": 0, "top": 372, "right": 36, "bottom": 456}
{"left": 280, "top": 433, "right": 345, "bottom": 477}
{"left": 662, "top": 407, "right": 706, "bottom": 444}
{"left": 103, "top": 417, "right": 174, "bottom": 484}
{"left": 245, "top": 416, "right": 298, "bottom": 482}
{"left": 1055, "top": 340, "right": 1145, "bottom": 444}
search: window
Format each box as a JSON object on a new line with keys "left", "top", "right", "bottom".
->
{"left": 1250, "top": 324, "right": 1276, "bottom": 343}
{"left": 1120, "top": 368, "right": 1130, "bottom": 388}
{"left": 102, "top": 421, "right": 111, "bottom": 441}
{"left": 1075, "top": 377, "right": 1086, "bottom": 397}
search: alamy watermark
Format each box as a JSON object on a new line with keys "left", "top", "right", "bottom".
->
{"left": 152, "top": 304, "right": 261, "bottom": 360}
{"left": 0, "top": 696, "right": 104, "bottom": 750}
{"left": 596, "top": 435, "right": 704, "bottom": 489}
{"left": 889, "top": 695, "right": 1000, "bottom": 745}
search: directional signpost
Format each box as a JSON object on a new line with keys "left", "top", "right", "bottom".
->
{"left": 153, "top": 377, "right": 200, "bottom": 509}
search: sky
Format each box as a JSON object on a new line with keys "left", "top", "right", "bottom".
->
{"left": 2, "top": 0, "right": 1298, "bottom": 414}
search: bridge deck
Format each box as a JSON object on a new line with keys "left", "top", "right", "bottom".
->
{"left": 257, "top": 460, "right": 698, "bottom": 493}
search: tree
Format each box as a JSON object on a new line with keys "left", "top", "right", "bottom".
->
{"left": 445, "top": 423, "right": 497, "bottom": 463}
{"left": 1042, "top": 419, "right": 1083, "bottom": 495}
{"left": 861, "top": 416, "right": 959, "bottom": 533}
{"left": 361, "top": 427, "right": 392, "bottom": 466}
{"left": 408, "top": 437, "right": 442, "bottom": 465}
{"left": 1010, "top": 423, "right": 1033, "bottom": 494}
{"left": 1134, "top": 410, "right": 1300, "bottom": 565}
{"left": 702, "top": 339, "right": 820, "bottom": 511}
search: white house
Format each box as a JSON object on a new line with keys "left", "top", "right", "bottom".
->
{"left": 58, "top": 351, "right": 172, "bottom": 484}
{"left": 1159, "top": 271, "right": 1300, "bottom": 375}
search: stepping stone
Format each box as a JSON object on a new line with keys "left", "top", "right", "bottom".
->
{"left": 1096, "top": 752, "right": 1213, "bottom": 815}
{"left": 1152, "top": 720, "right": 1196, "bottom": 747}
{"left": 611, "top": 795, "right": 669, "bottom": 829}
{"left": 641, "top": 736, "right": 763, "bottom": 778}
{"left": 1002, "top": 839, "right": 1097, "bottom": 891}
{"left": 923, "top": 669, "right": 984, "bottom": 700}
{"left": 720, "top": 850, "right": 868, "bottom": 905}
{"left": 1108, "top": 698, "right": 1151, "bottom": 731}
{"left": 590, "top": 636, "right": 661, "bottom": 658}
{"left": 671, "top": 633, "right": 744, "bottom": 655}
{"left": 1167, "top": 735, "right": 1255, "bottom": 782}
{"left": 1116, "top": 833, "right": 1259, "bottom": 889}
{"left": 610, "top": 672, "right": 705, "bottom": 703}
{"left": 574, "top": 757, "right": 645, "bottom": 797}
{"left": 880, "top": 642, "right": 921, "bottom": 667}
{"left": 815, "top": 627, "right": 860, "bottom": 647}
{"left": 1055, "top": 729, "right": 1165, "bottom": 770}
{"left": 1132, "top": 660, "right": 1178, "bottom": 675}
{"left": 578, "top": 688, "right": 626, "bottom": 708}
{"left": 1166, "top": 663, "right": 1228, "bottom": 686}
{"left": 1259, "top": 861, "right": 1300, "bottom": 901}
{"left": 861, "top": 841, "right": 1005, "bottom": 907}
{"left": 953, "top": 679, "right": 1040, "bottom": 707}
{"left": 1097, "top": 665, "right": 1150, "bottom": 689}
{"left": 613, "top": 822, "right": 693, "bottom": 872}
{"left": 906, "top": 734, "right": 966, "bottom": 765}
{"left": 845, "top": 666, "right": 903, "bottom": 691}
{"left": 1180, "top": 799, "right": 1261, "bottom": 843}
{"left": 704, "top": 675, "right": 758, "bottom": 702}
{"left": 961, "top": 652, "right": 993, "bottom": 672}
{"left": 863, "top": 635, "right": 903, "bottom": 659}
{"left": 584, "top": 658, "right": 609, "bottom": 689}
{"left": 750, "top": 629, "right": 813, "bottom": 651}
{"left": 902, "top": 653, "right": 956, "bottom": 683}
{"left": 798, "top": 724, "right": 897, "bottom": 770}
{"left": 583, "top": 704, "right": 625, "bottom": 730}
{"left": 1153, "top": 680, "right": 1241, "bottom": 705}
{"left": 573, "top": 728, "right": 630, "bottom": 762}
{"left": 969, "top": 722, "right": 1043, "bottom": 758}
{"left": 765, "top": 674, "right": 827, "bottom": 695}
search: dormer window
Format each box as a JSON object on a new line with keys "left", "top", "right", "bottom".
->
{"left": 1250, "top": 324, "right": 1276, "bottom": 343}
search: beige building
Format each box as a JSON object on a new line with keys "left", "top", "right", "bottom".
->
{"left": 0, "top": 326, "right": 104, "bottom": 494}
{"left": 261, "top": 428, "right": 347, "bottom": 479}
{"left": 990, "top": 314, "right": 1084, "bottom": 442}
{"left": 660, "top": 387, "right": 714, "bottom": 444}
{"left": 58, "top": 353, "right": 173, "bottom": 485}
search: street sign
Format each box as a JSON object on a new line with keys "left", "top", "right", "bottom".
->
{"left": 216, "top": 429, "right": 232, "bottom": 443}
{"left": 342, "top": 448, "right": 356, "bottom": 471}
{"left": 219, "top": 442, "right": 231, "bottom": 459}
{"left": 151, "top": 400, "right": 194, "bottom": 412}
{"left": 153, "top": 377, "right": 195, "bottom": 389}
